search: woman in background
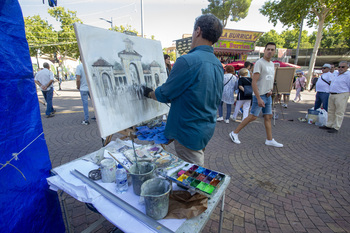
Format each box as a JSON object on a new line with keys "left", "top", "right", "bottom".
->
{"left": 293, "top": 71, "right": 306, "bottom": 102}
{"left": 217, "top": 65, "right": 237, "bottom": 124}
{"left": 164, "top": 54, "right": 172, "bottom": 77}
{"left": 231, "top": 68, "right": 252, "bottom": 121}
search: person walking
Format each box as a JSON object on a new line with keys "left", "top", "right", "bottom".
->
{"left": 231, "top": 68, "right": 252, "bottom": 121}
{"left": 229, "top": 42, "right": 283, "bottom": 147}
{"left": 292, "top": 71, "right": 306, "bottom": 102}
{"left": 217, "top": 65, "right": 236, "bottom": 123}
{"left": 142, "top": 14, "right": 224, "bottom": 166}
{"left": 319, "top": 61, "right": 350, "bottom": 133}
{"left": 76, "top": 63, "right": 91, "bottom": 125}
{"left": 314, "top": 63, "right": 332, "bottom": 111}
{"left": 34, "top": 62, "right": 56, "bottom": 118}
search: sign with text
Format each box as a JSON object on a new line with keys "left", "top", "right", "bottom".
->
{"left": 220, "top": 29, "right": 263, "bottom": 42}
{"left": 214, "top": 40, "right": 255, "bottom": 51}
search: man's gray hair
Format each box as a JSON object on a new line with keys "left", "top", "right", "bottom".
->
{"left": 194, "top": 14, "right": 223, "bottom": 44}
{"left": 339, "top": 61, "right": 349, "bottom": 66}
{"left": 43, "top": 62, "right": 50, "bottom": 69}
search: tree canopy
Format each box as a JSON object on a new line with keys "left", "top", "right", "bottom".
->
{"left": 48, "top": 7, "right": 82, "bottom": 60}
{"left": 24, "top": 15, "right": 58, "bottom": 58}
{"left": 260, "top": 0, "right": 350, "bottom": 85}
{"left": 202, "top": 0, "right": 252, "bottom": 27}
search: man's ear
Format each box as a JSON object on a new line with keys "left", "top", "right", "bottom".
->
{"left": 194, "top": 27, "right": 201, "bottom": 38}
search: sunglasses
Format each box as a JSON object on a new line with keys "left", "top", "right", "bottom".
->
{"left": 322, "top": 67, "right": 329, "bottom": 69}
{"left": 339, "top": 66, "right": 347, "bottom": 68}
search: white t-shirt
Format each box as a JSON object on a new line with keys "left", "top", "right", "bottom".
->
{"left": 316, "top": 72, "right": 332, "bottom": 93}
{"left": 253, "top": 58, "right": 275, "bottom": 95}
{"left": 76, "top": 64, "right": 89, "bottom": 92}
{"left": 34, "top": 68, "right": 54, "bottom": 91}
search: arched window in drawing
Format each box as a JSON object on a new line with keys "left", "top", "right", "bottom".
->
{"left": 101, "top": 72, "right": 112, "bottom": 96}
{"left": 155, "top": 73, "right": 160, "bottom": 87}
{"left": 129, "top": 63, "right": 140, "bottom": 85}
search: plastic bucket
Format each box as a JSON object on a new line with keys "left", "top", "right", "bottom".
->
{"left": 129, "top": 162, "right": 156, "bottom": 196}
{"left": 140, "top": 177, "right": 171, "bottom": 220}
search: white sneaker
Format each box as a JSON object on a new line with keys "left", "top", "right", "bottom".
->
{"left": 230, "top": 116, "right": 236, "bottom": 121}
{"left": 229, "top": 131, "right": 241, "bottom": 144}
{"left": 265, "top": 139, "right": 283, "bottom": 147}
{"left": 225, "top": 119, "right": 229, "bottom": 124}
{"left": 217, "top": 117, "right": 223, "bottom": 122}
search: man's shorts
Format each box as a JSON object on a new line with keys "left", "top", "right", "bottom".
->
{"left": 250, "top": 94, "right": 272, "bottom": 116}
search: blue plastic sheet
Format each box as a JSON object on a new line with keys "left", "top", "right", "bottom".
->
{"left": 136, "top": 122, "right": 170, "bottom": 144}
{"left": 0, "top": 1, "right": 65, "bottom": 232}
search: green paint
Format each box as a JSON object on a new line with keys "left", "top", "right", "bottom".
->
{"left": 190, "top": 179, "right": 200, "bottom": 187}
{"left": 196, "top": 182, "right": 208, "bottom": 191}
{"left": 204, "top": 185, "right": 215, "bottom": 194}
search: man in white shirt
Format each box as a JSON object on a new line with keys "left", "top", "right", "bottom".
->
{"left": 319, "top": 61, "right": 350, "bottom": 133}
{"left": 229, "top": 42, "right": 283, "bottom": 147}
{"left": 314, "top": 63, "right": 332, "bottom": 111}
{"left": 34, "top": 62, "right": 55, "bottom": 118}
{"left": 76, "top": 63, "right": 91, "bottom": 125}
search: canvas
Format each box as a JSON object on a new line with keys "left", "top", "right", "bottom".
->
{"left": 272, "top": 67, "right": 296, "bottom": 94}
{"left": 74, "top": 23, "right": 169, "bottom": 138}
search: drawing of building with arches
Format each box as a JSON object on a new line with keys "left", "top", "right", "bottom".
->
{"left": 89, "top": 38, "right": 166, "bottom": 103}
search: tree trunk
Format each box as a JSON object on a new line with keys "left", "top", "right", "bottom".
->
{"left": 306, "top": 14, "right": 325, "bottom": 89}
{"left": 36, "top": 50, "right": 40, "bottom": 69}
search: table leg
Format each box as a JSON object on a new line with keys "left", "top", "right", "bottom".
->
{"left": 219, "top": 190, "right": 225, "bottom": 233}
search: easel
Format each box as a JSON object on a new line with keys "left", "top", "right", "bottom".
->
{"left": 272, "top": 67, "right": 296, "bottom": 125}
{"left": 101, "top": 127, "right": 136, "bottom": 147}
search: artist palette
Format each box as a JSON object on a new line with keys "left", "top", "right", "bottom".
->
{"left": 168, "top": 164, "right": 225, "bottom": 198}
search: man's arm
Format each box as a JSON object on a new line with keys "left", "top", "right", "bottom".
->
{"left": 35, "top": 80, "right": 52, "bottom": 91}
{"left": 251, "top": 73, "right": 265, "bottom": 107}
{"left": 76, "top": 75, "right": 81, "bottom": 90}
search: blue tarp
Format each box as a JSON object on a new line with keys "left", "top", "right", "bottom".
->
{"left": 0, "top": 1, "right": 65, "bottom": 232}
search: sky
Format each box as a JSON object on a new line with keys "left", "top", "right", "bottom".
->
{"left": 18, "top": 0, "right": 316, "bottom": 48}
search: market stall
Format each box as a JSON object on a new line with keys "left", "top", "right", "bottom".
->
{"left": 214, "top": 29, "right": 263, "bottom": 63}
{"left": 175, "top": 29, "right": 263, "bottom": 64}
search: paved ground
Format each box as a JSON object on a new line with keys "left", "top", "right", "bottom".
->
{"left": 40, "top": 80, "right": 350, "bottom": 233}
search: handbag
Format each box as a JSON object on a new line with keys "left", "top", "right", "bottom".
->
{"left": 243, "top": 77, "right": 252, "bottom": 97}
{"left": 298, "top": 79, "right": 304, "bottom": 92}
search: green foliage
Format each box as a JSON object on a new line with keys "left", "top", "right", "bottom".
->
{"left": 280, "top": 29, "right": 310, "bottom": 49}
{"left": 202, "top": 0, "right": 252, "bottom": 27}
{"left": 256, "top": 30, "right": 284, "bottom": 48}
{"left": 48, "top": 7, "right": 82, "bottom": 60}
{"left": 111, "top": 25, "right": 138, "bottom": 35}
{"left": 257, "top": 28, "right": 348, "bottom": 49}
{"left": 24, "top": 15, "right": 58, "bottom": 57}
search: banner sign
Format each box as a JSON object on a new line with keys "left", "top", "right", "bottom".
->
{"left": 214, "top": 40, "right": 255, "bottom": 51}
{"left": 220, "top": 29, "right": 263, "bottom": 42}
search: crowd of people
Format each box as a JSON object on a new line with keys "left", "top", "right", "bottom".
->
{"left": 35, "top": 13, "right": 350, "bottom": 167}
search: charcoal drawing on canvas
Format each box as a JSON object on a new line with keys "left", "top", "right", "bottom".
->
{"left": 74, "top": 23, "right": 169, "bottom": 138}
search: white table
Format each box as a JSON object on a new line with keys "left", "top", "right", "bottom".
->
{"left": 48, "top": 145, "right": 230, "bottom": 233}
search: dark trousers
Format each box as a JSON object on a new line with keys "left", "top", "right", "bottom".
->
{"left": 314, "top": 92, "right": 329, "bottom": 111}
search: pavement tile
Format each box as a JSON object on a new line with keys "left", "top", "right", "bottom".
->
{"left": 42, "top": 82, "right": 350, "bottom": 232}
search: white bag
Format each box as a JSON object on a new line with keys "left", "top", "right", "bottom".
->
{"left": 317, "top": 109, "right": 328, "bottom": 126}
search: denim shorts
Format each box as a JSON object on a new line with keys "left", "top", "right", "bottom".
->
{"left": 250, "top": 94, "right": 272, "bottom": 116}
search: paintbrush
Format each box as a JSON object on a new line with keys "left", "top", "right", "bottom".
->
{"left": 107, "top": 152, "right": 131, "bottom": 173}
{"left": 130, "top": 132, "right": 140, "bottom": 174}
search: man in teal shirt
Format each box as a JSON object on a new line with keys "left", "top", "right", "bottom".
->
{"left": 143, "top": 14, "right": 224, "bottom": 166}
